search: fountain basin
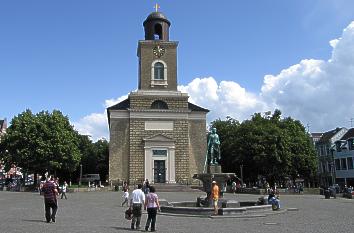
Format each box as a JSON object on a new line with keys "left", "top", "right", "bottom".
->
{"left": 160, "top": 201, "right": 272, "bottom": 216}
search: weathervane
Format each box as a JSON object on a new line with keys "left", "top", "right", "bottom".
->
{"left": 154, "top": 3, "right": 160, "bottom": 12}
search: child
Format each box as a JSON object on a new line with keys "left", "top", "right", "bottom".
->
{"left": 121, "top": 189, "right": 129, "bottom": 207}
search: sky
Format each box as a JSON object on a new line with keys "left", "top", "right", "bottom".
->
{"left": 1, "top": 0, "right": 354, "bottom": 141}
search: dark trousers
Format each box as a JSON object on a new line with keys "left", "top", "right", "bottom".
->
{"left": 61, "top": 192, "right": 67, "bottom": 199}
{"left": 131, "top": 203, "right": 142, "bottom": 229}
{"left": 44, "top": 200, "right": 58, "bottom": 222}
{"left": 145, "top": 208, "right": 157, "bottom": 231}
{"left": 121, "top": 198, "right": 128, "bottom": 207}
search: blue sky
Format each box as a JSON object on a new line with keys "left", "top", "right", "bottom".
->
{"left": 1, "top": 0, "right": 354, "bottom": 140}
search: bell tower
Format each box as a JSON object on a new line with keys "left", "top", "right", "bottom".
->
{"left": 137, "top": 10, "right": 178, "bottom": 91}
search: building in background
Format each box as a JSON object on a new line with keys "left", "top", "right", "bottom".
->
{"left": 333, "top": 128, "right": 354, "bottom": 187}
{"left": 315, "top": 127, "right": 347, "bottom": 187}
{"left": 107, "top": 11, "right": 208, "bottom": 184}
{"left": 310, "top": 132, "right": 323, "bottom": 145}
{"left": 0, "top": 118, "right": 7, "bottom": 142}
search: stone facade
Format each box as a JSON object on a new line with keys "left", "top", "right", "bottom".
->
{"left": 107, "top": 11, "right": 208, "bottom": 185}
{"left": 108, "top": 118, "right": 130, "bottom": 182}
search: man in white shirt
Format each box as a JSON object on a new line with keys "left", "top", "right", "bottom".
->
{"left": 130, "top": 184, "right": 145, "bottom": 230}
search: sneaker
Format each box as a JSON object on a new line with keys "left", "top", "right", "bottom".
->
{"left": 51, "top": 218, "right": 55, "bottom": 223}
{"left": 145, "top": 226, "right": 149, "bottom": 231}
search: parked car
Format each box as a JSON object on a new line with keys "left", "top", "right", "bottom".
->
{"left": 80, "top": 174, "right": 100, "bottom": 183}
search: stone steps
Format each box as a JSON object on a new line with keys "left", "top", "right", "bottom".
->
{"left": 151, "top": 184, "right": 201, "bottom": 192}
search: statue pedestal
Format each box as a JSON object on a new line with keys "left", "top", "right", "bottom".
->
{"left": 207, "top": 165, "right": 222, "bottom": 173}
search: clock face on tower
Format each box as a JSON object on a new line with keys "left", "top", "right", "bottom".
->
{"left": 153, "top": 45, "right": 165, "bottom": 58}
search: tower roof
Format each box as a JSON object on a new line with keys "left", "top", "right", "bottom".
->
{"left": 143, "top": 12, "right": 171, "bottom": 26}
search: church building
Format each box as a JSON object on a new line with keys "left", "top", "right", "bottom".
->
{"left": 107, "top": 10, "right": 209, "bottom": 184}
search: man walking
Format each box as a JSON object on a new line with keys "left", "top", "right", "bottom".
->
{"left": 42, "top": 177, "right": 58, "bottom": 223}
{"left": 211, "top": 181, "right": 219, "bottom": 215}
{"left": 130, "top": 184, "right": 145, "bottom": 230}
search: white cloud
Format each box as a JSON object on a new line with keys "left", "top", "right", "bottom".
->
{"left": 73, "top": 95, "right": 129, "bottom": 141}
{"left": 73, "top": 112, "right": 108, "bottom": 141}
{"left": 180, "top": 21, "right": 354, "bottom": 132}
{"left": 74, "top": 21, "right": 354, "bottom": 140}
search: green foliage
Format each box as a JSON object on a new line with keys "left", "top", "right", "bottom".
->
{"left": 0, "top": 109, "right": 110, "bottom": 183}
{"left": 0, "top": 110, "right": 81, "bottom": 176}
{"left": 77, "top": 135, "right": 109, "bottom": 181}
{"left": 211, "top": 110, "right": 317, "bottom": 185}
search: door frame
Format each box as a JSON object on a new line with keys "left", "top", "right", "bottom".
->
{"left": 144, "top": 134, "right": 176, "bottom": 184}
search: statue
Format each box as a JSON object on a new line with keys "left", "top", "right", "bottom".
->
{"left": 207, "top": 128, "right": 221, "bottom": 165}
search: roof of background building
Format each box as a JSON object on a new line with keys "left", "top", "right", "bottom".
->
{"left": 107, "top": 99, "right": 209, "bottom": 112}
{"left": 341, "top": 128, "right": 354, "bottom": 140}
{"left": 318, "top": 128, "right": 343, "bottom": 143}
{"left": 311, "top": 133, "right": 323, "bottom": 137}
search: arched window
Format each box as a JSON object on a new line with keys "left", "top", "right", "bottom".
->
{"left": 154, "top": 62, "right": 164, "bottom": 80}
{"left": 154, "top": 23, "right": 162, "bottom": 40}
{"left": 151, "top": 60, "right": 167, "bottom": 87}
{"left": 151, "top": 100, "right": 168, "bottom": 109}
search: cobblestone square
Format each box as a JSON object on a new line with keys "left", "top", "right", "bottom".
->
{"left": 0, "top": 191, "right": 353, "bottom": 233}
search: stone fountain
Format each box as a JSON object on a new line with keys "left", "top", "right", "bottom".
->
{"left": 160, "top": 128, "right": 273, "bottom": 216}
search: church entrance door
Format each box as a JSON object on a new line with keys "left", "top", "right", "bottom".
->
{"left": 154, "top": 160, "right": 166, "bottom": 183}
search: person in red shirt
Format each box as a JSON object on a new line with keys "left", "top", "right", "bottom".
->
{"left": 211, "top": 181, "right": 219, "bottom": 215}
{"left": 42, "top": 177, "right": 58, "bottom": 223}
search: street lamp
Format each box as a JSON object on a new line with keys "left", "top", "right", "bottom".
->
{"left": 79, "top": 164, "right": 82, "bottom": 188}
{"left": 240, "top": 163, "right": 244, "bottom": 185}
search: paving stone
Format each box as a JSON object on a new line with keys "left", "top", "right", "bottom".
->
{"left": 0, "top": 191, "right": 353, "bottom": 233}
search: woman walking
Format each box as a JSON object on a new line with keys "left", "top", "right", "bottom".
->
{"left": 144, "top": 186, "right": 160, "bottom": 232}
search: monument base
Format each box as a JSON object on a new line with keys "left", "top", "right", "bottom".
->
{"left": 207, "top": 165, "right": 222, "bottom": 173}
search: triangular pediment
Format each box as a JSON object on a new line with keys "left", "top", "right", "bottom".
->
{"left": 144, "top": 134, "right": 174, "bottom": 142}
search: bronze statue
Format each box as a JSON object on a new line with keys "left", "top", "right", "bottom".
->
{"left": 207, "top": 128, "right": 221, "bottom": 165}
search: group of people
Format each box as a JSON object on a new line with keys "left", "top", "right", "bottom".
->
{"left": 122, "top": 180, "right": 161, "bottom": 232}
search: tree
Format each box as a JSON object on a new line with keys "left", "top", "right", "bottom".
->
{"left": 210, "top": 110, "right": 317, "bottom": 186}
{"left": 0, "top": 110, "right": 81, "bottom": 183}
{"left": 77, "top": 135, "right": 109, "bottom": 182}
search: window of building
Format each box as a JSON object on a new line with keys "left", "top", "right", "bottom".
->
{"left": 336, "top": 141, "right": 342, "bottom": 152}
{"left": 154, "top": 23, "right": 162, "bottom": 40}
{"left": 152, "top": 149, "right": 167, "bottom": 157}
{"left": 151, "top": 60, "right": 167, "bottom": 87}
{"left": 335, "top": 159, "right": 341, "bottom": 170}
{"left": 154, "top": 62, "right": 164, "bottom": 80}
{"left": 326, "top": 145, "right": 330, "bottom": 155}
{"left": 348, "top": 139, "right": 354, "bottom": 150}
{"left": 341, "top": 158, "right": 347, "bottom": 170}
{"left": 348, "top": 157, "right": 354, "bottom": 170}
{"left": 151, "top": 100, "right": 168, "bottom": 109}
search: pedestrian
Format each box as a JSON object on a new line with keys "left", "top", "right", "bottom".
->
{"left": 211, "top": 180, "right": 219, "bottom": 215}
{"left": 130, "top": 184, "right": 145, "bottom": 230}
{"left": 121, "top": 189, "right": 129, "bottom": 207}
{"left": 143, "top": 179, "right": 150, "bottom": 194}
{"left": 42, "top": 177, "right": 59, "bottom": 223}
{"left": 123, "top": 181, "right": 128, "bottom": 192}
{"left": 61, "top": 181, "right": 68, "bottom": 199}
{"left": 144, "top": 186, "right": 160, "bottom": 232}
{"left": 231, "top": 180, "right": 236, "bottom": 193}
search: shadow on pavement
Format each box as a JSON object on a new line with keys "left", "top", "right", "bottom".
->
{"left": 111, "top": 226, "right": 134, "bottom": 231}
{"left": 22, "top": 219, "right": 46, "bottom": 223}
